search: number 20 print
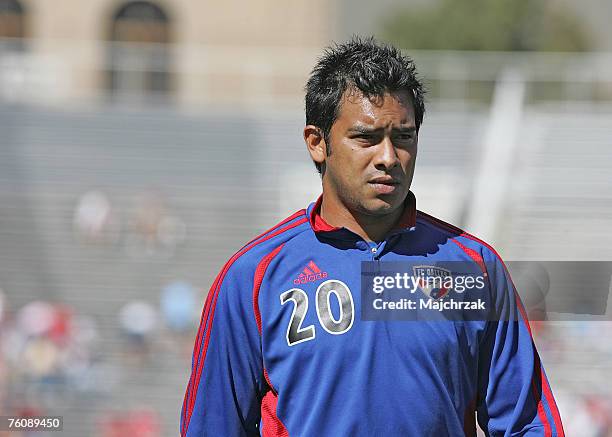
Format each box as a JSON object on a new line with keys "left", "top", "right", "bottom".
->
{"left": 280, "top": 279, "right": 354, "bottom": 346}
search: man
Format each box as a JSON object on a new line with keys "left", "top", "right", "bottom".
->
{"left": 181, "top": 37, "right": 564, "bottom": 436}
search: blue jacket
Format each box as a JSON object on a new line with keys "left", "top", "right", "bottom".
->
{"left": 181, "top": 192, "right": 564, "bottom": 436}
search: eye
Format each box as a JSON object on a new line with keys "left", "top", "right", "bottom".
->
{"left": 393, "top": 132, "right": 416, "bottom": 144}
{"left": 352, "top": 133, "right": 377, "bottom": 144}
{"left": 396, "top": 133, "right": 414, "bottom": 140}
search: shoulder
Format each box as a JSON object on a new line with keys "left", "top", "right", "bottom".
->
{"left": 416, "top": 209, "right": 506, "bottom": 265}
{"left": 218, "top": 209, "right": 311, "bottom": 280}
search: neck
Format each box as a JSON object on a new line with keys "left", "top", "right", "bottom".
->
{"left": 319, "top": 193, "right": 404, "bottom": 242}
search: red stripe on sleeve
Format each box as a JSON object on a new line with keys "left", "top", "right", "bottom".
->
{"left": 461, "top": 233, "right": 564, "bottom": 436}
{"left": 450, "top": 238, "right": 486, "bottom": 274}
{"left": 253, "top": 244, "right": 285, "bottom": 335}
{"left": 540, "top": 366, "right": 564, "bottom": 435}
{"left": 185, "top": 211, "right": 305, "bottom": 423}
{"left": 182, "top": 217, "right": 307, "bottom": 435}
{"left": 241, "top": 210, "right": 305, "bottom": 249}
{"left": 181, "top": 272, "right": 221, "bottom": 435}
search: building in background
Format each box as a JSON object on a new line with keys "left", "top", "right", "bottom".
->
{"left": 0, "top": 0, "right": 335, "bottom": 106}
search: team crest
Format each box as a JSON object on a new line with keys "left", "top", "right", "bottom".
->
{"left": 412, "top": 265, "right": 452, "bottom": 300}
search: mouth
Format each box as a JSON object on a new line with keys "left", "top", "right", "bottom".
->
{"left": 368, "top": 177, "right": 401, "bottom": 195}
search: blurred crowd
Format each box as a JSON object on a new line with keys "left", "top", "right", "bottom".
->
{"left": 534, "top": 321, "right": 612, "bottom": 436}
{"left": 73, "top": 190, "right": 186, "bottom": 258}
{"left": 0, "top": 279, "right": 199, "bottom": 436}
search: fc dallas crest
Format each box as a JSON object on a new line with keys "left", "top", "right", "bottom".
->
{"left": 412, "top": 265, "right": 452, "bottom": 300}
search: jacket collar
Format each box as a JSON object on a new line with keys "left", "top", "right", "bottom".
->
{"left": 308, "top": 190, "right": 417, "bottom": 235}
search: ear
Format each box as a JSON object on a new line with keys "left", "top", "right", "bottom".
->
{"left": 304, "top": 125, "right": 327, "bottom": 166}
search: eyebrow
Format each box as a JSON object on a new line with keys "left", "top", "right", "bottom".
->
{"left": 347, "top": 125, "right": 417, "bottom": 134}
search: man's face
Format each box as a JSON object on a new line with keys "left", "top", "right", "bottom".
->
{"left": 321, "top": 89, "right": 418, "bottom": 217}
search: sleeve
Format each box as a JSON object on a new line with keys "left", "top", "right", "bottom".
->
{"left": 476, "top": 252, "right": 565, "bottom": 436}
{"left": 180, "top": 260, "right": 265, "bottom": 436}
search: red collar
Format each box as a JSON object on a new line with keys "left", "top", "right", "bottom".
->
{"left": 309, "top": 191, "right": 417, "bottom": 233}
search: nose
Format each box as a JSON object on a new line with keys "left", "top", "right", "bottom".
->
{"left": 373, "top": 135, "right": 400, "bottom": 171}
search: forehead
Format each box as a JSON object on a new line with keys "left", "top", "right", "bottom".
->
{"left": 335, "top": 88, "right": 415, "bottom": 127}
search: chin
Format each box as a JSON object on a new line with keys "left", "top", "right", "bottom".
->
{"left": 361, "top": 196, "right": 402, "bottom": 216}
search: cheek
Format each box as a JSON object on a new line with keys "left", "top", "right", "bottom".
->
{"left": 328, "top": 153, "right": 368, "bottom": 193}
{"left": 399, "top": 148, "right": 417, "bottom": 169}
{"left": 333, "top": 143, "right": 369, "bottom": 173}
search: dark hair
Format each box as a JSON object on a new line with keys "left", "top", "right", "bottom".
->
{"left": 305, "top": 36, "right": 426, "bottom": 173}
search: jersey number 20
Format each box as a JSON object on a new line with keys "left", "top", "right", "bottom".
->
{"left": 280, "top": 279, "right": 354, "bottom": 346}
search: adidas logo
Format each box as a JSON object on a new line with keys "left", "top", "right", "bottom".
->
{"left": 293, "top": 261, "right": 328, "bottom": 285}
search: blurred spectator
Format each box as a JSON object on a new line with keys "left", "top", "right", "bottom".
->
{"left": 21, "top": 337, "right": 62, "bottom": 384}
{"left": 125, "top": 191, "right": 186, "bottom": 258}
{"left": 62, "top": 315, "right": 105, "bottom": 393}
{"left": 132, "top": 192, "right": 164, "bottom": 244}
{"left": 119, "top": 300, "right": 157, "bottom": 361}
{"left": 15, "top": 302, "right": 65, "bottom": 386}
{"left": 17, "top": 301, "right": 55, "bottom": 338}
{"left": 3, "top": 300, "right": 109, "bottom": 399}
{"left": 160, "top": 281, "right": 197, "bottom": 333}
{"left": 73, "top": 190, "right": 120, "bottom": 244}
{"left": 47, "top": 305, "right": 72, "bottom": 347}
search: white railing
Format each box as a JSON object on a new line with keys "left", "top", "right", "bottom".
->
{"left": 2, "top": 37, "right": 612, "bottom": 108}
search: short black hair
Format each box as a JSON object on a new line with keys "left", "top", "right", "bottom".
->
{"left": 305, "top": 36, "right": 426, "bottom": 174}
